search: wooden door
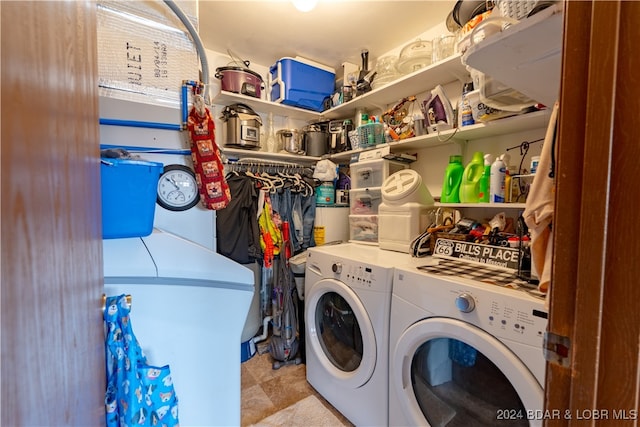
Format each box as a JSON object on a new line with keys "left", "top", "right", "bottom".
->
{"left": 1, "top": 1, "right": 105, "bottom": 425}
{"left": 546, "top": 1, "right": 640, "bottom": 425}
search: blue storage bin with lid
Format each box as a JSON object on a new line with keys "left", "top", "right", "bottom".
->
{"left": 269, "top": 57, "right": 335, "bottom": 112}
{"left": 100, "top": 157, "right": 163, "bottom": 239}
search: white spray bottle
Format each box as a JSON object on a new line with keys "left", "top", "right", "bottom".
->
{"left": 490, "top": 154, "right": 506, "bottom": 203}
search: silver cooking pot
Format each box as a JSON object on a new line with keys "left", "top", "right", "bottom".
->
{"left": 277, "top": 129, "right": 304, "bottom": 154}
{"left": 303, "top": 123, "right": 329, "bottom": 157}
{"left": 220, "top": 103, "right": 262, "bottom": 150}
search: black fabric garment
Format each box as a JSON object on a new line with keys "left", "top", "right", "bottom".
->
{"left": 216, "top": 174, "right": 262, "bottom": 264}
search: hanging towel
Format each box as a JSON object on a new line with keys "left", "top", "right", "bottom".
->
{"left": 187, "top": 94, "right": 231, "bottom": 210}
{"left": 104, "top": 295, "right": 179, "bottom": 427}
{"left": 523, "top": 101, "right": 559, "bottom": 308}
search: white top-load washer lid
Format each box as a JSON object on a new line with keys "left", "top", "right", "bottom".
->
{"left": 104, "top": 229, "right": 253, "bottom": 291}
{"left": 308, "top": 242, "right": 412, "bottom": 268}
{"left": 381, "top": 169, "right": 434, "bottom": 205}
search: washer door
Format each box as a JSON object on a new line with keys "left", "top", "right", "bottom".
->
{"left": 392, "top": 317, "right": 543, "bottom": 426}
{"left": 306, "top": 278, "right": 376, "bottom": 388}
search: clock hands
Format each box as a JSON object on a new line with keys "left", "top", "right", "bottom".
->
{"left": 165, "top": 175, "right": 180, "bottom": 190}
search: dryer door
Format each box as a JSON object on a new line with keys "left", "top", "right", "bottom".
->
{"left": 306, "top": 278, "right": 376, "bottom": 388}
{"left": 392, "top": 317, "right": 543, "bottom": 427}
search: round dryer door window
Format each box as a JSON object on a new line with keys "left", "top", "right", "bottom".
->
{"left": 306, "top": 278, "right": 376, "bottom": 388}
{"left": 393, "top": 317, "right": 543, "bottom": 426}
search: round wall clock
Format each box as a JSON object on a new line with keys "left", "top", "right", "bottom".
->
{"left": 156, "top": 164, "right": 199, "bottom": 211}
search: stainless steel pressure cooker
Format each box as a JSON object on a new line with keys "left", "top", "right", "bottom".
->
{"left": 220, "top": 103, "right": 262, "bottom": 149}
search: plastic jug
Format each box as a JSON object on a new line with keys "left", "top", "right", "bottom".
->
{"left": 478, "top": 154, "right": 492, "bottom": 202}
{"left": 459, "top": 151, "right": 485, "bottom": 203}
{"left": 490, "top": 154, "right": 507, "bottom": 203}
{"left": 441, "top": 155, "right": 464, "bottom": 203}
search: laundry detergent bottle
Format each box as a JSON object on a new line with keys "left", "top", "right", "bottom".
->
{"left": 441, "top": 155, "right": 464, "bottom": 203}
{"left": 478, "top": 154, "right": 492, "bottom": 202}
{"left": 490, "top": 154, "right": 507, "bottom": 203}
{"left": 459, "top": 151, "right": 484, "bottom": 203}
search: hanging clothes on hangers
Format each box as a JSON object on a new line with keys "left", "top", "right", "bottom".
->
{"left": 218, "top": 161, "right": 317, "bottom": 256}
{"left": 258, "top": 193, "right": 282, "bottom": 269}
{"left": 216, "top": 172, "right": 262, "bottom": 264}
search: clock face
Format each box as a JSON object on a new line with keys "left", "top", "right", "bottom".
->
{"left": 156, "top": 164, "right": 199, "bottom": 211}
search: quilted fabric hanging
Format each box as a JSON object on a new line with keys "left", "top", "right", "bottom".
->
{"left": 104, "top": 294, "right": 179, "bottom": 426}
{"left": 187, "top": 94, "right": 231, "bottom": 210}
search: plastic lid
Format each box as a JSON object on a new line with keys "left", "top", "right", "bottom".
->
{"left": 450, "top": 155, "right": 463, "bottom": 163}
{"left": 381, "top": 169, "right": 422, "bottom": 202}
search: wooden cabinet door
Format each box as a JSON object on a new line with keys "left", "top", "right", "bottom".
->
{"left": 1, "top": 2, "right": 105, "bottom": 425}
{"left": 547, "top": 1, "right": 640, "bottom": 424}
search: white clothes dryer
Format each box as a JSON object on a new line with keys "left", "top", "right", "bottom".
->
{"left": 305, "top": 243, "right": 409, "bottom": 426}
{"left": 389, "top": 260, "right": 548, "bottom": 427}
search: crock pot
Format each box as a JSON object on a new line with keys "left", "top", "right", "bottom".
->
{"left": 215, "top": 66, "right": 264, "bottom": 98}
{"left": 220, "top": 103, "right": 262, "bottom": 150}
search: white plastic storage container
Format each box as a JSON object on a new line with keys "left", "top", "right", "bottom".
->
{"left": 349, "top": 215, "right": 378, "bottom": 244}
{"left": 378, "top": 169, "right": 435, "bottom": 253}
{"left": 378, "top": 204, "right": 432, "bottom": 253}
{"left": 350, "top": 159, "right": 407, "bottom": 189}
{"left": 349, "top": 187, "right": 383, "bottom": 215}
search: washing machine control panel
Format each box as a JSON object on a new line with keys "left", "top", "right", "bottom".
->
{"left": 395, "top": 269, "right": 548, "bottom": 346}
{"left": 462, "top": 290, "right": 548, "bottom": 345}
{"left": 336, "top": 261, "right": 393, "bottom": 292}
{"left": 480, "top": 294, "right": 548, "bottom": 345}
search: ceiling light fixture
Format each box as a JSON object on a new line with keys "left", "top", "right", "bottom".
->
{"left": 292, "top": 0, "right": 318, "bottom": 12}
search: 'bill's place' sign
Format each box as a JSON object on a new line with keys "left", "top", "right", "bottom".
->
{"left": 433, "top": 238, "right": 520, "bottom": 271}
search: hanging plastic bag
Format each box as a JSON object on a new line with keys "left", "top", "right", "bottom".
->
{"left": 187, "top": 94, "right": 232, "bottom": 210}
{"left": 104, "top": 294, "right": 179, "bottom": 427}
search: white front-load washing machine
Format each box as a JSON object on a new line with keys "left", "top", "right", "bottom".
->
{"left": 390, "top": 260, "right": 548, "bottom": 427}
{"left": 305, "top": 243, "right": 409, "bottom": 426}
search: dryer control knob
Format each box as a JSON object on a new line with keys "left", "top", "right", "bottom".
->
{"left": 332, "top": 262, "right": 342, "bottom": 274}
{"left": 455, "top": 293, "right": 476, "bottom": 313}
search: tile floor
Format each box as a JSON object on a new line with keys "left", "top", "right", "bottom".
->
{"left": 240, "top": 346, "right": 353, "bottom": 427}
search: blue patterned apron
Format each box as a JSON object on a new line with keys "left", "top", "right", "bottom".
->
{"left": 104, "top": 294, "right": 179, "bottom": 426}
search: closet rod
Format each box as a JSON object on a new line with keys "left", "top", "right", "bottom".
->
{"left": 102, "top": 294, "right": 132, "bottom": 313}
{"left": 232, "top": 158, "right": 305, "bottom": 168}
{"left": 224, "top": 158, "right": 312, "bottom": 174}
